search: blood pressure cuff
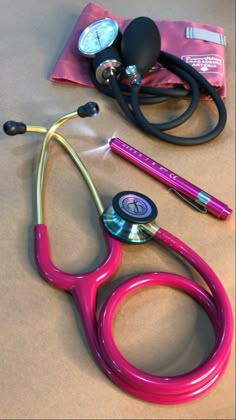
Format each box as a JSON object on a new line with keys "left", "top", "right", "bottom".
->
{"left": 50, "top": 1, "right": 227, "bottom": 99}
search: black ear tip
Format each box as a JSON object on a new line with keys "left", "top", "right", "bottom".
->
{"left": 3, "top": 120, "right": 27, "bottom": 136}
{"left": 3, "top": 121, "right": 16, "bottom": 135}
{"left": 77, "top": 102, "right": 99, "bottom": 118}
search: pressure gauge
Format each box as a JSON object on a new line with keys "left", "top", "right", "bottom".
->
{"left": 78, "top": 18, "right": 120, "bottom": 57}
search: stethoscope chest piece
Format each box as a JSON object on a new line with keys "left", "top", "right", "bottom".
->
{"left": 102, "top": 191, "right": 158, "bottom": 244}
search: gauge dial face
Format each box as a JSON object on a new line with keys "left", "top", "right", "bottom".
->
{"left": 78, "top": 18, "right": 119, "bottom": 57}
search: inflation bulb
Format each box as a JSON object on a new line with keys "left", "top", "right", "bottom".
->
{"left": 121, "top": 17, "right": 161, "bottom": 76}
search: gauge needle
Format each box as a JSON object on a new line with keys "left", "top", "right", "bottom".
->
{"left": 96, "top": 31, "right": 102, "bottom": 48}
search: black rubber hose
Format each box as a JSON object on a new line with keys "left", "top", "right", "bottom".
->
{"left": 89, "top": 66, "right": 188, "bottom": 104}
{"left": 91, "top": 69, "right": 200, "bottom": 130}
{"left": 110, "top": 69, "right": 200, "bottom": 132}
{"left": 89, "top": 51, "right": 227, "bottom": 145}
{"left": 90, "top": 68, "right": 168, "bottom": 105}
{"left": 109, "top": 74, "right": 137, "bottom": 124}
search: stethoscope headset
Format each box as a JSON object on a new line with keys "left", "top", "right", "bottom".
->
{"left": 3, "top": 104, "right": 233, "bottom": 404}
{"left": 78, "top": 16, "right": 227, "bottom": 146}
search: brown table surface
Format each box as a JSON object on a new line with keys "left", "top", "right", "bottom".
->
{"left": 0, "top": 1, "right": 235, "bottom": 419}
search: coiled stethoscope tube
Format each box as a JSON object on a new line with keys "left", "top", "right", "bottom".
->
{"left": 3, "top": 105, "right": 233, "bottom": 404}
{"left": 88, "top": 17, "right": 227, "bottom": 146}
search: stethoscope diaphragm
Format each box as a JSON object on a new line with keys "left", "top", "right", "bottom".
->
{"left": 102, "top": 191, "right": 158, "bottom": 244}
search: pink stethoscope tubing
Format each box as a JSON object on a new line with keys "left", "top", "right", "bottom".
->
{"left": 34, "top": 219, "right": 233, "bottom": 405}
{"left": 4, "top": 106, "right": 233, "bottom": 404}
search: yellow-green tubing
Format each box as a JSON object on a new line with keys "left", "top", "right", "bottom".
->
{"left": 27, "top": 116, "right": 104, "bottom": 224}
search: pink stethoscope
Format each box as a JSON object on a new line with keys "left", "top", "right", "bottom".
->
{"left": 3, "top": 102, "right": 233, "bottom": 405}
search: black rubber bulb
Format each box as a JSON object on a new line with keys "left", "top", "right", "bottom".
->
{"left": 121, "top": 17, "right": 161, "bottom": 76}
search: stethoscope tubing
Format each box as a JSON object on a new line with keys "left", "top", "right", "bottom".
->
{"left": 35, "top": 220, "right": 233, "bottom": 405}
{"left": 95, "top": 227, "right": 233, "bottom": 404}
{"left": 9, "top": 109, "right": 232, "bottom": 405}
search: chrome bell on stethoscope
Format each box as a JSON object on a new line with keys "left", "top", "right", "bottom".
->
{"left": 102, "top": 190, "right": 158, "bottom": 243}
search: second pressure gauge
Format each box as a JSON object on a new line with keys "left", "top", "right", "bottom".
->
{"left": 78, "top": 18, "right": 120, "bottom": 57}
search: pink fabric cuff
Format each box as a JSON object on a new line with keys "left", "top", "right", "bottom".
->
{"left": 50, "top": 2, "right": 226, "bottom": 99}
